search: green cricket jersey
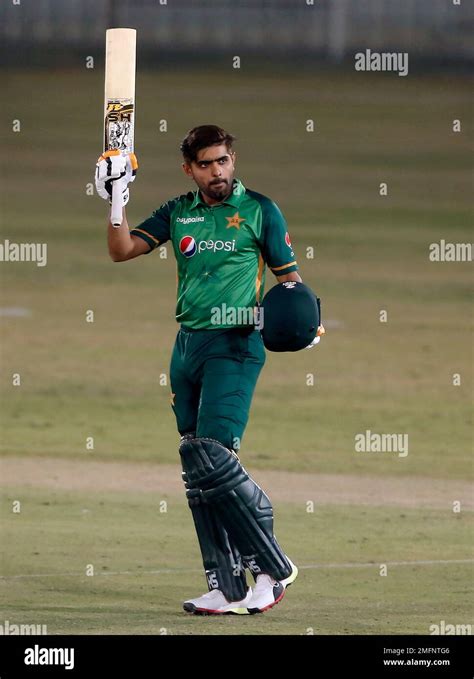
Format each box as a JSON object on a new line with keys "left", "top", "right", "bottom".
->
{"left": 130, "top": 178, "right": 299, "bottom": 329}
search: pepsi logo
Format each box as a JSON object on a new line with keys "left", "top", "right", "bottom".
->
{"left": 285, "top": 232, "right": 292, "bottom": 247}
{"left": 179, "top": 236, "right": 197, "bottom": 257}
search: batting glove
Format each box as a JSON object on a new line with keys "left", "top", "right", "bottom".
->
{"left": 306, "top": 324, "right": 325, "bottom": 349}
{"left": 95, "top": 150, "right": 138, "bottom": 206}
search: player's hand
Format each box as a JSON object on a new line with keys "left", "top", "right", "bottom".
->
{"left": 306, "top": 324, "right": 325, "bottom": 349}
{"left": 95, "top": 150, "right": 138, "bottom": 205}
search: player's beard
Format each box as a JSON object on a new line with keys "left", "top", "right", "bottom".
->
{"left": 203, "top": 177, "right": 232, "bottom": 203}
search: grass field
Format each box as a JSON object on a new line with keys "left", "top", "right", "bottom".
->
{"left": 1, "top": 485, "right": 472, "bottom": 635}
{"left": 0, "top": 65, "right": 472, "bottom": 635}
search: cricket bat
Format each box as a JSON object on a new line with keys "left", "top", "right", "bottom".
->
{"left": 103, "top": 28, "right": 137, "bottom": 227}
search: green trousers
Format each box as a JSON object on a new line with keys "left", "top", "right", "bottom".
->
{"left": 170, "top": 325, "right": 266, "bottom": 451}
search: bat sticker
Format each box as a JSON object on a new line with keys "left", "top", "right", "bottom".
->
{"left": 104, "top": 100, "right": 134, "bottom": 153}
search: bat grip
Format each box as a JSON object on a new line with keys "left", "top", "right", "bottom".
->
{"left": 110, "top": 180, "right": 123, "bottom": 228}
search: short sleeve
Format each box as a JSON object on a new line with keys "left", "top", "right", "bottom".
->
{"left": 260, "top": 199, "right": 299, "bottom": 275}
{"left": 130, "top": 201, "right": 173, "bottom": 253}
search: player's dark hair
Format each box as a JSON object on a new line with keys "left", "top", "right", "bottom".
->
{"left": 180, "top": 125, "right": 236, "bottom": 163}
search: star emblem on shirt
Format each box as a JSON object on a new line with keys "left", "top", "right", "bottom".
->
{"left": 225, "top": 212, "right": 245, "bottom": 230}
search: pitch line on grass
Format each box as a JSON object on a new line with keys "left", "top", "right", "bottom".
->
{"left": 0, "top": 558, "right": 472, "bottom": 581}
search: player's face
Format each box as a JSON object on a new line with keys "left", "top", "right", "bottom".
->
{"left": 183, "top": 144, "right": 236, "bottom": 205}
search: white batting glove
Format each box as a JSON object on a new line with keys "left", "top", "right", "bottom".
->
{"left": 95, "top": 150, "right": 138, "bottom": 206}
{"left": 306, "top": 325, "right": 325, "bottom": 349}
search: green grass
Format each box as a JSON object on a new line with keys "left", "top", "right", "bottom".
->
{"left": 1, "top": 487, "right": 472, "bottom": 635}
{"left": 1, "top": 66, "right": 472, "bottom": 634}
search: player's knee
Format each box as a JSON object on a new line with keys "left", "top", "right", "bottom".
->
{"left": 196, "top": 415, "right": 244, "bottom": 453}
{"left": 180, "top": 431, "right": 196, "bottom": 443}
{"left": 195, "top": 427, "right": 235, "bottom": 453}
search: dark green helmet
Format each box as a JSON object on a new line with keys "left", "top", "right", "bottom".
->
{"left": 260, "top": 282, "right": 321, "bottom": 352}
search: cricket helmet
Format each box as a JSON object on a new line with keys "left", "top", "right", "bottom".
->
{"left": 260, "top": 282, "right": 321, "bottom": 352}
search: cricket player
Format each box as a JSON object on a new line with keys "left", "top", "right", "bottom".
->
{"left": 96, "top": 125, "right": 311, "bottom": 615}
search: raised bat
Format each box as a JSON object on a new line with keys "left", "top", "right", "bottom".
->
{"left": 103, "top": 28, "right": 136, "bottom": 227}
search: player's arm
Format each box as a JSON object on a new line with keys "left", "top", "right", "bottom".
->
{"left": 108, "top": 209, "right": 150, "bottom": 261}
{"left": 258, "top": 197, "right": 300, "bottom": 279}
{"left": 108, "top": 203, "right": 172, "bottom": 262}
{"left": 96, "top": 150, "right": 145, "bottom": 261}
{"left": 95, "top": 153, "right": 173, "bottom": 262}
{"left": 259, "top": 199, "right": 324, "bottom": 345}
{"left": 276, "top": 271, "right": 302, "bottom": 283}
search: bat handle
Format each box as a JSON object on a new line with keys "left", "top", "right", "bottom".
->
{"left": 110, "top": 180, "right": 123, "bottom": 228}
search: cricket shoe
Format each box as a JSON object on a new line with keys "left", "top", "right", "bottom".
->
{"left": 183, "top": 587, "right": 252, "bottom": 615}
{"left": 247, "top": 558, "right": 298, "bottom": 614}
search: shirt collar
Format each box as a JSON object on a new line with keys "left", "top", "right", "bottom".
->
{"left": 190, "top": 178, "right": 245, "bottom": 210}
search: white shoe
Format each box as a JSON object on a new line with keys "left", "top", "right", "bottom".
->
{"left": 247, "top": 558, "right": 298, "bottom": 614}
{"left": 183, "top": 587, "right": 252, "bottom": 615}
